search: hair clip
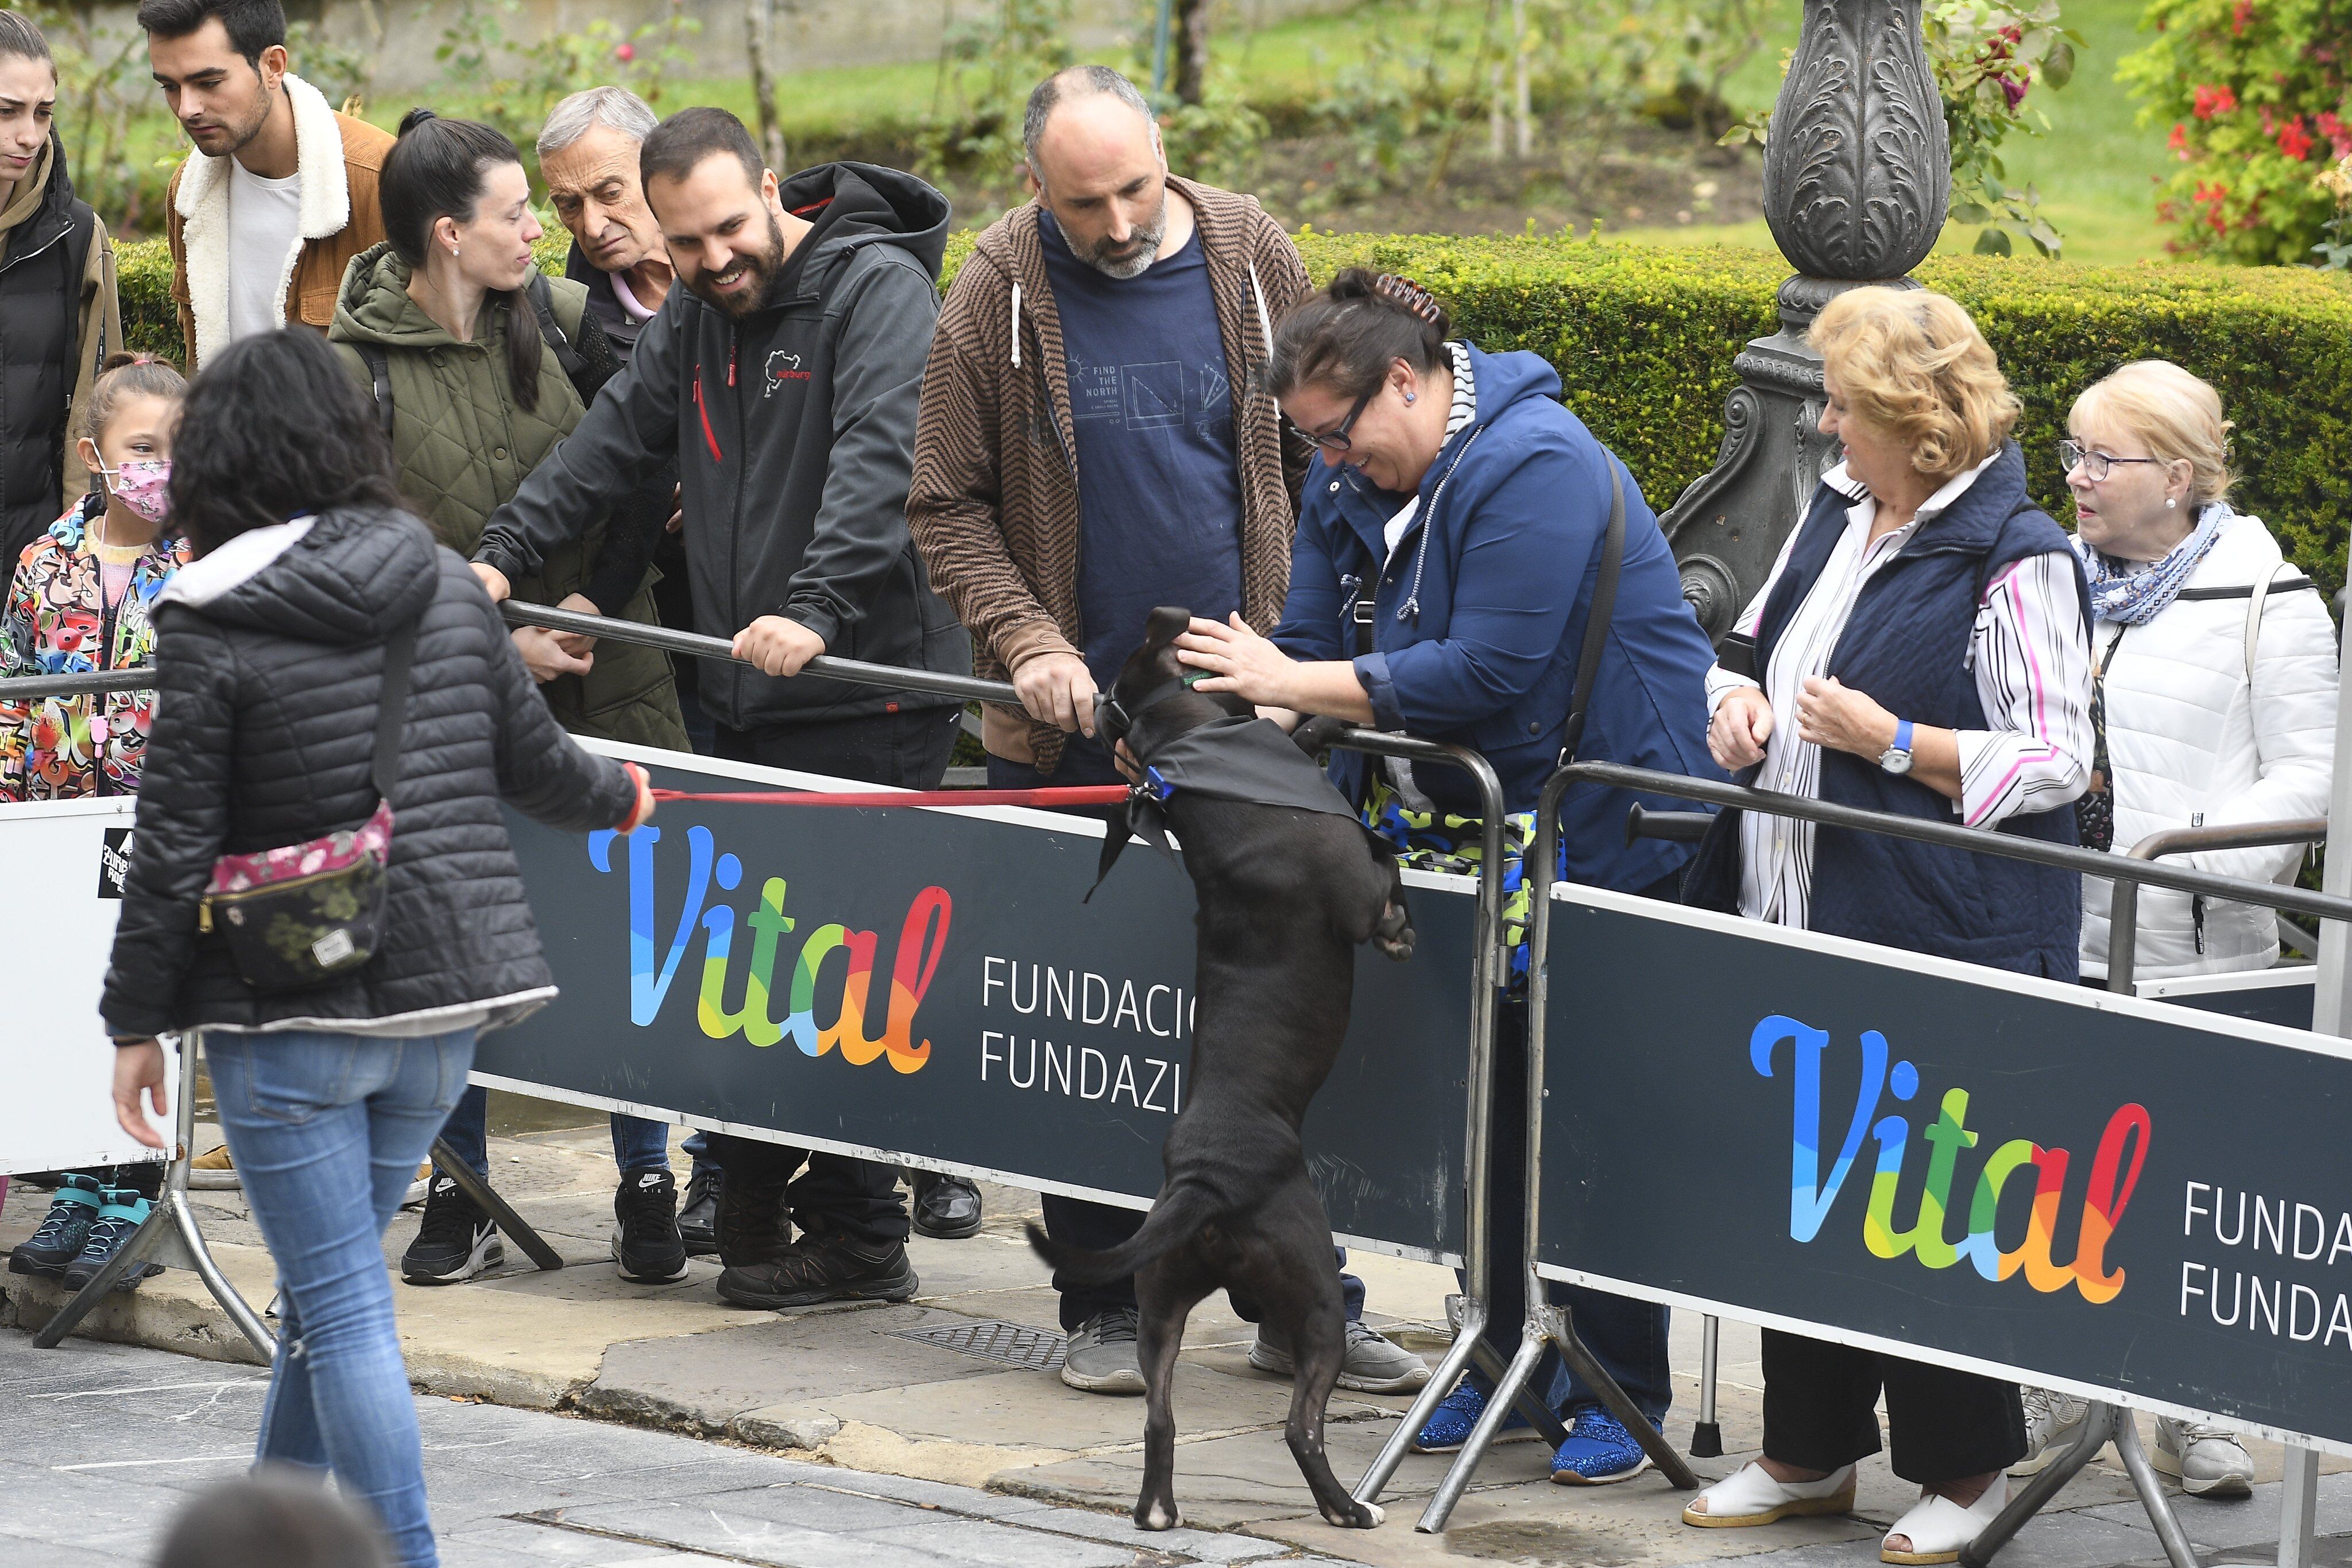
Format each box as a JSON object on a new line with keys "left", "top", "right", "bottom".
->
{"left": 1373, "top": 273, "right": 1443, "bottom": 325}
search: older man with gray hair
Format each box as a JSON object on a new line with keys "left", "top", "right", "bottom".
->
{"left": 540, "top": 85, "right": 673, "bottom": 357}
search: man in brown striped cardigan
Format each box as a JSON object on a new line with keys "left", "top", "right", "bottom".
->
{"left": 910, "top": 65, "right": 1428, "bottom": 1402}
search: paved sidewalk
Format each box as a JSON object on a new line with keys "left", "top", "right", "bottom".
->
{"left": 7, "top": 1122, "right": 2351, "bottom": 1568}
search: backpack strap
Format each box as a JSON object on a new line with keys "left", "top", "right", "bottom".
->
{"left": 1559, "top": 460, "right": 1627, "bottom": 764}
{"left": 527, "top": 273, "right": 585, "bottom": 385}
{"left": 356, "top": 341, "right": 394, "bottom": 443}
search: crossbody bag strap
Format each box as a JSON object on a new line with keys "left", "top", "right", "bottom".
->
{"left": 2245, "top": 560, "right": 2292, "bottom": 695}
{"left": 527, "top": 274, "right": 586, "bottom": 385}
{"left": 1559, "top": 460, "right": 1627, "bottom": 764}
{"left": 372, "top": 618, "right": 419, "bottom": 804}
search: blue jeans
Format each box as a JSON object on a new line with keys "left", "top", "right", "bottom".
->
{"left": 431, "top": 1085, "right": 675, "bottom": 1180}
{"left": 205, "top": 1028, "right": 475, "bottom": 1567}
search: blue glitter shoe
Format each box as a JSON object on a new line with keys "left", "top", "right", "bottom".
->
{"left": 1410, "top": 1381, "right": 1542, "bottom": 1454}
{"left": 1549, "top": 1405, "right": 1657, "bottom": 1485}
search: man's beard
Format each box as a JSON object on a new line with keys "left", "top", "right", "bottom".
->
{"left": 1061, "top": 192, "right": 1167, "bottom": 280}
{"left": 195, "top": 84, "right": 273, "bottom": 157}
{"left": 688, "top": 210, "right": 788, "bottom": 319}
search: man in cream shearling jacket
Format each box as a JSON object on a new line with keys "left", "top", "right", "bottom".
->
{"left": 144, "top": 0, "right": 391, "bottom": 369}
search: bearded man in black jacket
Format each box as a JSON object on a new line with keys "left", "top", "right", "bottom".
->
{"left": 475, "top": 108, "right": 972, "bottom": 1308}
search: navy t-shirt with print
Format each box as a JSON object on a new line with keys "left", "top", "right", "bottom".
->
{"left": 1038, "top": 209, "right": 1245, "bottom": 692}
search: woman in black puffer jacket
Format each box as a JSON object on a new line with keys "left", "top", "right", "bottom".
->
{"left": 99, "top": 328, "right": 651, "bottom": 1568}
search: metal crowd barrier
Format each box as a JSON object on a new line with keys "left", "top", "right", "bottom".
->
{"left": 1487, "top": 757, "right": 2352, "bottom": 1562}
{"left": 7, "top": 606, "right": 1526, "bottom": 1434}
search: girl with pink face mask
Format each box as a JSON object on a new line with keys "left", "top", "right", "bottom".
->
{"left": 0, "top": 351, "right": 189, "bottom": 803}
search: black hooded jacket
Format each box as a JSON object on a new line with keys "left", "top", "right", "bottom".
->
{"left": 100, "top": 506, "right": 637, "bottom": 1039}
{"left": 0, "top": 133, "right": 99, "bottom": 565}
{"left": 478, "top": 162, "right": 971, "bottom": 730}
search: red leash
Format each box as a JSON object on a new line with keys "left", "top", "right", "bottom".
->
{"left": 649, "top": 784, "right": 1131, "bottom": 810}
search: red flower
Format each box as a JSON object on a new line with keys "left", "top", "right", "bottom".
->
{"left": 2231, "top": 0, "right": 2254, "bottom": 33}
{"left": 614, "top": 40, "right": 635, "bottom": 60}
{"left": 2192, "top": 83, "right": 2239, "bottom": 118}
{"left": 2001, "top": 72, "right": 2030, "bottom": 110}
{"left": 2168, "top": 121, "right": 2190, "bottom": 157}
{"left": 2277, "top": 116, "right": 2315, "bottom": 158}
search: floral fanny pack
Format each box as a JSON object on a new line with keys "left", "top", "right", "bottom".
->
{"left": 199, "top": 618, "right": 417, "bottom": 992}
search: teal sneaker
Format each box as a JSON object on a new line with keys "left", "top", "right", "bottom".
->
{"left": 7, "top": 1174, "right": 105, "bottom": 1278}
{"left": 60, "top": 1190, "right": 161, "bottom": 1292}
{"left": 1549, "top": 1405, "right": 1657, "bottom": 1485}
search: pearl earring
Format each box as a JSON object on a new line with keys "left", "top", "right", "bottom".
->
{"left": 1403, "top": 390, "right": 1415, "bottom": 405}
{"left": 2167, "top": 497, "right": 2176, "bottom": 509}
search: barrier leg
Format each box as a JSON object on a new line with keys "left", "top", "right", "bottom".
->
{"left": 1355, "top": 1299, "right": 1488, "bottom": 1505}
{"left": 34, "top": 1037, "right": 276, "bottom": 1359}
{"left": 1691, "top": 1315, "right": 1724, "bottom": 1458}
{"left": 1419, "top": 1323, "right": 1552, "bottom": 1531}
{"left": 430, "top": 1137, "right": 563, "bottom": 1272}
{"left": 2278, "top": 1445, "right": 2320, "bottom": 1568}
{"left": 2111, "top": 1410, "right": 2200, "bottom": 1568}
{"left": 1960, "top": 1404, "right": 2116, "bottom": 1566}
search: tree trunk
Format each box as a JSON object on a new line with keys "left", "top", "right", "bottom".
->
{"left": 1172, "top": 0, "right": 1210, "bottom": 106}
{"left": 745, "top": 0, "right": 787, "bottom": 172}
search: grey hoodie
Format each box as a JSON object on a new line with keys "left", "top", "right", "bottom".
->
{"left": 477, "top": 162, "right": 970, "bottom": 730}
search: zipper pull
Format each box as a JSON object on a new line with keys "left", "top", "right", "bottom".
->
{"left": 199, "top": 901, "right": 212, "bottom": 935}
{"left": 729, "top": 342, "right": 737, "bottom": 388}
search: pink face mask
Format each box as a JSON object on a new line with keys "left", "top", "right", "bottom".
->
{"left": 100, "top": 459, "right": 172, "bottom": 525}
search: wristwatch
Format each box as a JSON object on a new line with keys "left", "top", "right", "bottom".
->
{"left": 1879, "top": 719, "right": 1916, "bottom": 776}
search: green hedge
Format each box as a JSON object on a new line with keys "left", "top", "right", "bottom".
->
{"left": 125, "top": 232, "right": 2352, "bottom": 589}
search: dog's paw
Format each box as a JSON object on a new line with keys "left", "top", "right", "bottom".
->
{"left": 1134, "top": 1501, "right": 1182, "bottom": 1532}
{"left": 1374, "top": 901, "right": 1416, "bottom": 962}
{"left": 1322, "top": 1499, "right": 1385, "bottom": 1529}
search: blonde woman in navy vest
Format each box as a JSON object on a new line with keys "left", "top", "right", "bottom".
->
{"left": 1680, "top": 287, "right": 2094, "bottom": 1564}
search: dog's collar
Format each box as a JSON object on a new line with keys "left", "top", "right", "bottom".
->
{"left": 1093, "top": 670, "right": 1208, "bottom": 753}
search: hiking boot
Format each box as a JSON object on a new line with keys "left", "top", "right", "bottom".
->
{"left": 1059, "top": 1307, "right": 1144, "bottom": 1395}
{"left": 189, "top": 1144, "right": 240, "bottom": 1190}
{"left": 60, "top": 1190, "right": 162, "bottom": 1292}
{"left": 677, "top": 1163, "right": 721, "bottom": 1257}
{"left": 9, "top": 1174, "right": 106, "bottom": 1279}
{"left": 2011, "top": 1388, "right": 2092, "bottom": 1475}
{"left": 2154, "top": 1417, "right": 2254, "bottom": 1498}
{"left": 1248, "top": 1319, "right": 1433, "bottom": 1393}
{"left": 910, "top": 1170, "right": 982, "bottom": 1240}
{"left": 400, "top": 1175, "right": 502, "bottom": 1284}
{"left": 612, "top": 1170, "right": 688, "bottom": 1283}
{"left": 715, "top": 1231, "right": 918, "bottom": 1309}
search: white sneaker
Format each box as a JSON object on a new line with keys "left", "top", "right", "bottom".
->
{"left": 2153, "top": 1416, "right": 2254, "bottom": 1498}
{"left": 2010, "top": 1387, "right": 2091, "bottom": 1475}
{"left": 1682, "top": 1461, "right": 1858, "bottom": 1527}
{"left": 1882, "top": 1478, "right": 2009, "bottom": 1565}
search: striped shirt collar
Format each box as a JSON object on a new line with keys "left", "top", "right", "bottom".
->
{"left": 1444, "top": 340, "right": 1476, "bottom": 438}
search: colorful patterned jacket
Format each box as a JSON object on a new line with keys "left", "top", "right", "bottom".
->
{"left": 0, "top": 495, "right": 190, "bottom": 801}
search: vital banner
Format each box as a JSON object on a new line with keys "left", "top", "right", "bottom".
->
{"left": 479, "top": 745, "right": 1476, "bottom": 1261}
{"left": 1537, "top": 886, "right": 2352, "bottom": 1451}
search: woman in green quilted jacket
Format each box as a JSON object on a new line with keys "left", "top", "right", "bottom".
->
{"left": 327, "top": 109, "right": 686, "bottom": 753}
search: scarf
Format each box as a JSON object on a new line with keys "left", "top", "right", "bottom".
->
{"left": 2074, "top": 501, "right": 2229, "bottom": 625}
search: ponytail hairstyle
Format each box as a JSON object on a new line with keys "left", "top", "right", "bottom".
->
{"left": 0, "top": 9, "right": 53, "bottom": 69}
{"left": 380, "top": 108, "right": 546, "bottom": 411}
{"left": 78, "top": 352, "right": 187, "bottom": 444}
{"left": 1269, "top": 268, "right": 1452, "bottom": 402}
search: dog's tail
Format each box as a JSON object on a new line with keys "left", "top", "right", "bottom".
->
{"left": 1024, "top": 1181, "right": 1221, "bottom": 1286}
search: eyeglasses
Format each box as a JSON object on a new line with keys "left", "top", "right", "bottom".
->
{"left": 2059, "top": 440, "right": 2167, "bottom": 483}
{"left": 1302, "top": 387, "right": 1378, "bottom": 454}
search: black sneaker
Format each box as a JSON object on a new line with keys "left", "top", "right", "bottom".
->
{"left": 677, "top": 1163, "right": 721, "bottom": 1257}
{"left": 401, "top": 1175, "right": 502, "bottom": 1285}
{"left": 715, "top": 1232, "right": 919, "bottom": 1310}
{"left": 9, "top": 1173, "right": 105, "bottom": 1278}
{"left": 60, "top": 1190, "right": 163, "bottom": 1292}
{"left": 910, "top": 1171, "right": 982, "bottom": 1240}
{"left": 613, "top": 1170, "right": 688, "bottom": 1283}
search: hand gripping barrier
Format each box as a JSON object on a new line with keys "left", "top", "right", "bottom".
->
{"left": 1517, "top": 757, "right": 2352, "bottom": 1567}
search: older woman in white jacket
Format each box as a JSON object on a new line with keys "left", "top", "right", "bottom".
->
{"left": 2018, "top": 359, "right": 2337, "bottom": 1496}
{"left": 2068, "top": 361, "right": 2337, "bottom": 984}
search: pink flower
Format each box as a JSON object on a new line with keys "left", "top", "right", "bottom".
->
{"left": 2001, "top": 72, "right": 2030, "bottom": 110}
{"left": 614, "top": 41, "right": 635, "bottom": 61}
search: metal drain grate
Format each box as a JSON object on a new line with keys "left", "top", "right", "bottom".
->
{"left": 892, "top": 1319, "right": 1067, "bottom": 1371}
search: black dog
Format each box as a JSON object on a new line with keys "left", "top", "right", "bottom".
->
{"left": 1027, "top": 606, "right": 1413, "bottom": 1532}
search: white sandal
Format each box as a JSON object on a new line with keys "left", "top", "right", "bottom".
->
{"left": 1682, "top": 1461, "right": 1858, "bottom": 1527}
{"left": 1881, "top": 1478, "right": 2009, "bottom": 1565}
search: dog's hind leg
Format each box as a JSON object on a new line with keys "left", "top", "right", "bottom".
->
{"left": 1131, "top": 1257, "right": 1205, "bottom": 1532}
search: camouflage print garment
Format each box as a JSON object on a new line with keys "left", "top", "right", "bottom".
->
{"left": 1360, "top": 773, "right": 1565, "bottom": 990}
